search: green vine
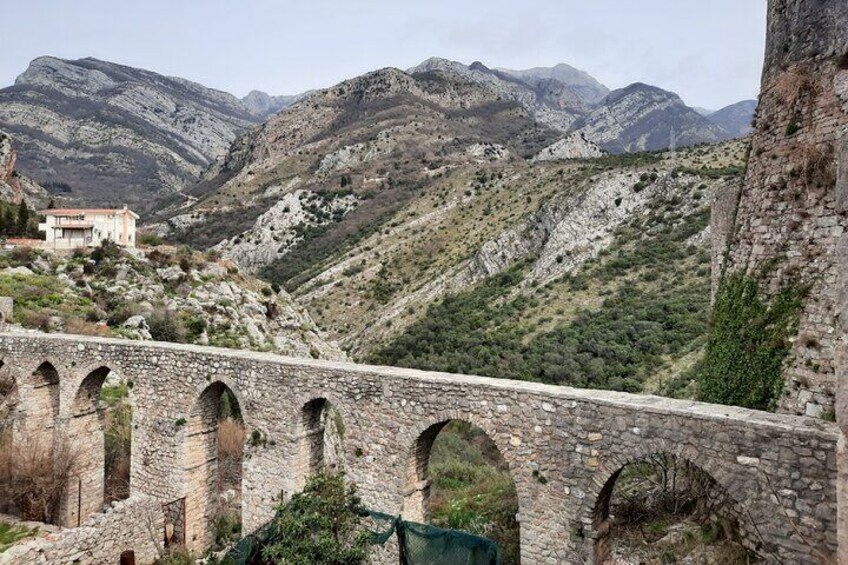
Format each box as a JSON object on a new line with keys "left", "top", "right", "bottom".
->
{"left": 695, "top": 274, "right": 806, "bottom": 410}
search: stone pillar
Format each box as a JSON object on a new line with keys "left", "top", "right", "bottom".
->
{"left": 184, "top": 419, "right": 217, "bottom": 552}
{"left": 835, "top": 133, "right": 848, "bottom": 565}
{"left": 62, "top": 408, "right": 105, "bottom": 527}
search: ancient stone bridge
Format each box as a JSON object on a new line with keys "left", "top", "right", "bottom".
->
{"left": 0, "top": 332, "right": 840, "bottom": 564}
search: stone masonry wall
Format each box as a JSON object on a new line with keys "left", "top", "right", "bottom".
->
{"left": 0, "top": 333, "right": 839, "bottom": 564}
{"left": 719, "top": 0, "right": 848, "bottom": 417}
{"left": 0, "top": 495, "right": 164, "bottom": 565}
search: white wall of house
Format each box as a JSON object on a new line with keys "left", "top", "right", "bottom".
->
{"left": 38, "top": 207, "right": 138, "bottom": 250}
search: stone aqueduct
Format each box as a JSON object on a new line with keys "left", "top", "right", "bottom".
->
{"left": 0, "top": 332, "right": 841, "bottom": 564}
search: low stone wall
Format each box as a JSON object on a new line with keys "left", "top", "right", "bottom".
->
{"left": 0, "top": 495, "right": 164, "bottom": 565}
{"left": 0, "top": 333, "right": 839, "bottom": 563}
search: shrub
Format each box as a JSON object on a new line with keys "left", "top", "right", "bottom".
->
{"left": 138, "top": 233, "right": 163, "bottom": 247}
{"left": 263, "top": 472, "right": 369, "bottom": 565}
{"left": 147, "top": 309, "right": 185, "bottom": 343}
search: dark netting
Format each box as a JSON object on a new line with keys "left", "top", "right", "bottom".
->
{"left": 223, "top": 509, "right": 500, "bottom": 565}
{"left": 224, "top": 510, "right": 282, "bottom": 565}
{"left": 397, "top": 520, "right": 500, "bottom": 565}
{"left": 360, "top": 509, "right": 399, "bottom": 545}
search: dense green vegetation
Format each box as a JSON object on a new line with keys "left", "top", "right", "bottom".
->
{"left": 695, "top": 274, "right": 806, "bottom": 410}
{"left": 263, "top": 472, "right": 370, "bottom": 565}
{"left": 370, "top": 192, "right": 712, "bottom": 394}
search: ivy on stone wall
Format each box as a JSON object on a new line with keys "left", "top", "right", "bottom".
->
{"left": 696, "top": 274, "right": 806, "bottom": 410}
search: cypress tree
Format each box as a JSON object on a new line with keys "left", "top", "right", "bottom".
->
{"left": 17, "top": 201, "right": 29, "bottom": 235}
{"left": 2, "top": 207, "right": 15, "bottom": 236}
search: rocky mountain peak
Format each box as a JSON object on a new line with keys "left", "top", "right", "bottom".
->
{"left": 569, "top": 82, "right": 728, "bottom": 153}
{"left": 241, "top": 89, "right": 303, "bottom": 119}
{"left": 0, "top": 56, "right": 262, "bottom": 212}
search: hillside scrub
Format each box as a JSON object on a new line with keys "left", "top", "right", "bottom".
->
{"left": 0, "top": 244, "right": 343, "bottom": 359}
{"left": 369, "top": 194, "right": 712, "bottom": 393}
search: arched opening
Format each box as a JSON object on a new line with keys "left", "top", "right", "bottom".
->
{"left": 591, "top": 453, "right": 752, "bottom": 564}
{"left": 184, "top": 382, "right": 244, "bottom": 552}
{"left": 0, "top": 361, "right": 74, "bottom": 525}
{"left": 296, "top": 398, "right": 345, "bottom": 490}
{"left": 28, "top": 362, "right": 59, "bottom": 434}
{"left": 403, "top": 420, "right": 520, "bottom": 564}
{"left": 67, "top": 366, "right": 132, "bottom": 525}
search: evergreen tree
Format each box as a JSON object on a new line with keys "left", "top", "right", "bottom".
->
{"left": 16, "top": 201, "right": 29, "bottom": 236}
{"left": 2, "top": 207, "right": 15, "bottom": 237}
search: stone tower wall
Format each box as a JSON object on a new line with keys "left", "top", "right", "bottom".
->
{"left": 719, "top": 0, "right": 848, "bottom": 417}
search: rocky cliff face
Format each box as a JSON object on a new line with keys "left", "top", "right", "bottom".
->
{"left": 241, "top": 90, "right": 305, "bottom": 118}
{"left": 0, "top": 57, "right": 261, "bottom": 212}
{"left": 496, "top": 63, "right": 610, "bottom": 106}
{"left": 0, "top": 131, "right": 49, "bottom": 207}
{"left": 716, "top": 0, "right": 848, "bottom": 417}
{"left": 570, "top": 83, "right": 729, "bottom": 153}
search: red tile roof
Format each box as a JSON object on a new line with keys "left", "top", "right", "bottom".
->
{"left": 38, "top": 208, "right": 139, "bottom": 219}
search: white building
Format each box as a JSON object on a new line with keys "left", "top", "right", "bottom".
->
{"left": 38, "top": 207, "right": 139, "bottom": 250}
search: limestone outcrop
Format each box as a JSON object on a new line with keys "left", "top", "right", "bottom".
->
{"left": 0, "top": 131, "right": 49, "bottom": 207}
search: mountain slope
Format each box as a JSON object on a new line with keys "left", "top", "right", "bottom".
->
{"left": 0, "top": 56, "right": 261, "bottom": 211}
{"left": 0, "top": 243, "right": 344, "bottom": 359}
{"left": 160, "top": 66, "right": 561, "bottom": 268}
{"left": 706, "top": 100, "right": 757, "bottom": 138}
{"left": 570, "top": 83, "right": 729, "bottom": 153}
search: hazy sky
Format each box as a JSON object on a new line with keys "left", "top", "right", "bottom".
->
{"left": 2, "top": 0, "right": 767, "bottom": 110}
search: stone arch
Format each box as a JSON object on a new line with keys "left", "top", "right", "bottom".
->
{"left": 295, "top": 397, "right": 346, "bottom": 490}
{"left": 65, "top": 365, "right": 116, "bottom": 527}
{"left": 27, "top": 361, "right": 60, "bottom": 435}
{"left": 582, "top": 447, "right": 751, "bottom": 564}
{"left": 183, "top": 381, "right": 245, "bottom": 552}
{"left": 400, "top": 413, "right": 521, "bottom": 562}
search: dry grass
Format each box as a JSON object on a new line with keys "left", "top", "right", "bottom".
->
{"left": 217, "top": 417, "right": 245, "bottom": 489}
{"left": 64, "top": 317, "right": 112, "bottom": 337}
{"left": 800, "top": 143, "right": 836, "bottom": 192}
{"left": 772, "top": 64, "right": 820, "bottom": 108}
{"left": 0, "top": 434, "right": 79, "bottom": 524}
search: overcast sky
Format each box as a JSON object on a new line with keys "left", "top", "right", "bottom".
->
{"left": 1, "top": 0, "right": 767, "bottom": 110}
